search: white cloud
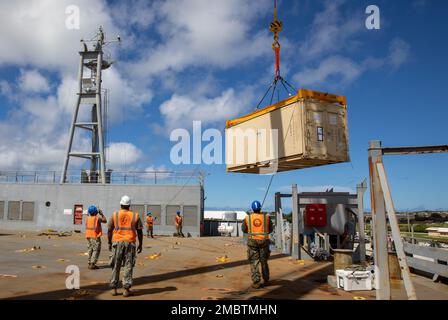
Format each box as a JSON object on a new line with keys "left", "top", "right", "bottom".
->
{"left": 0, "top": 85, "right": 147, "bottom": 171}
{"left": 142, "top": 165, "right": 173, "bottom": 180}
{"left": 19, "top": 69, "right": 50, "bottom": 93}
{"left": 387, "top": 38, "right": 411, "bottom": 69}
{"left": 109, "top": 0, "right": 156, "bottom": 29}
{"left": 0, "top": 74, "right": 90, "bottom": 170}
{"left": 128, "top": 0, "right": 271, "bottom": 78}
{"left": 291, "top": 1, "right": 411, "bottom": 89}
{"left": 294, "top": 38, "right": 411, "bottom": 87}
{"left": 0, "top": 0, "right": 273, "bottom": 172}
{"left": 159, "top": 87, "right": 255, "bottom": 131}
{"left": 294, "top": 56, "right": 362, "bottom": 87}
{"left": 298, "top": 0, "right": 363, "bottom": 62}
{"left": 106, "top": 142, "right": 143, "bottom": 170}
{"left": 0, "top": 80, "right": 12, "bottom": 98}
{"left": 0, "top": 1, "right": 151, "bottom": 171}
{"left": 102, "top": 67, "right": 152, "bottom": 123}
{"left": 0, "top": 67, "right": 151, "bottom": 171}
{"left": 144, "top": 165, "right": 168, "bottom": 172}
{"left": 0, "top": 0, "right": 119, "bottom": 72}
{"left": 0, "top": 115, "right": 88, "bottom": 171}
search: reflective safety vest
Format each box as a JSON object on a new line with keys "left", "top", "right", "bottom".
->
{"left": 85, "top": 215, "right": 102, "bottom": 238}
{"left": 112, "top": 210, "right": 139, "bottom": 243}
{"left": 246, "top": 213, "right": 270, "bottom": 240}
{"left": 175, "top": 215, "right": 182, "bottom": 226}
{"left": 146, "top": 216, "right": 154, "bottom": 227}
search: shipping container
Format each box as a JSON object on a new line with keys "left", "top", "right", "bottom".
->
{"left": 225, "top": 89, "right": 349, "bottom": 173}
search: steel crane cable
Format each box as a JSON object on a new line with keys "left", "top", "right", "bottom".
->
{"left": 270, "top": 0, "right": 282, "bottom": 78}
{"left": 258, "top": 0, "right": 299, "bottom": 208}
{"left": 260, "top": 102, "right": 296, "bottom": 208}
{"left": 256, "top": 0, "right": 297, "bottom": 110}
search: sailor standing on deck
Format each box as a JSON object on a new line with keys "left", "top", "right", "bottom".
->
{"left": 175, "top": 211, "right": 185, "bottom": 237}
{"left": 241, "top": 200, "right": 273, "bottom": 289}
{"left": 108, "top": 195, "right": 143, "bottom": 297}
{"left": 146, "top": 211, "right": 155, "bottom": 238}
{"left": 85, "top": 205, "right": 107, "bottom": 270}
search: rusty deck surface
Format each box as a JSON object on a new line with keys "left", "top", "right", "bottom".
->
{"left": 0, "top": 231, "right": 447, "bottom": 300}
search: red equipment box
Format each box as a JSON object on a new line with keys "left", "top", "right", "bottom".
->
{"left": 305, "top": 204, "right": 327, "bottom": 227}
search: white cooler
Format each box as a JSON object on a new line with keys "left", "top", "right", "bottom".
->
{"left": 336, "top": 269, "right": 373, "bottom": 291}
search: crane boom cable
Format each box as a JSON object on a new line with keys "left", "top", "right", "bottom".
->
{"left": 270, "top": 0, "right": 283, "bottom": 78}
{"left": 256, "top": 0, "right": 295, "bottom": 110}
{"left": 258, "top": 1, "right": 301, "bottom": 208}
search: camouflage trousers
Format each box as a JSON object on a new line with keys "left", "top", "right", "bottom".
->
{"left": 109, "top": 242, "right": 136, "bottom": 289}
{"left": 87, "top": 238, "right": 101, "bottom": 265}
{"left": 176, "top": 225, "right": 184, "bottom": 237}
{"left": 247, "top": 239, "right": 271, "bottom": 284}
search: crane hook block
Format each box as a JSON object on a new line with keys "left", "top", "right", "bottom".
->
{"left": 269, "top": 20, "right": 283, "bottom": 34}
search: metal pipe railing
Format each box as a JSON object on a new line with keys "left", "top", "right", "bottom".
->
{"left": 0, "top": 170, "right": 202, "bottom": 185}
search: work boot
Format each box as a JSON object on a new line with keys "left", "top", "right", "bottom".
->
{"left": 90, "top": 264, "right": 99, "bottom": 270}
{"left": 251, "top": 282, "right": 262, "bottom": 289}
{"left": 88, "top": 263, "right": 93, "bottom": 270}
{"left": 123, "top": 288, "right": 133, "bottom": 297}
{"left": 263, "top": 279, "right": 269, "bottom": 287}
{"left": 110, "top": 288, "right": 118, "bottom": 296}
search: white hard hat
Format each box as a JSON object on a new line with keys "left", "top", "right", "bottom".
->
{"left": 120, "top": 195, "right": 131, "bottom": 206}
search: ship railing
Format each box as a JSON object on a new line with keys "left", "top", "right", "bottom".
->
{"left": 0, "top": 170, "right": 203, "bottom": 185}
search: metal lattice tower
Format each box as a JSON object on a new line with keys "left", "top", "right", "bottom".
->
{"left": 61, "top": 27, "right": 119, "bottom": 184}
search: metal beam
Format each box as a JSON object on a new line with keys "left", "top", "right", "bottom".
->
{"left": 274, "top": 192, "right": 282, "bottom": 251}
{"left": 61, "top": 53, "right": 84, "bottom": 183}
{"left": 69, "top": 152, "right": 101, "bottom": 157}
{"left": 368, "top": 140, "right": 391, "bottom": 300}
{"left": 404, "top": 242, "right": 448, "bottom": 261}
{"left": 279, "top": 208, "right": 287, "bottom": 254}
{"left": 356, "top": 179, "right": 367, "bottom": 263}
{"left": 95, "top": 51, "right": 106, "bottom": 184}
{"left": 291, "top": 184, "right": 301, "bottom": 260}
{"left": 75, "top": 122, "right": 98, "bottom": 126}
{"left": 382, "top": 145, "right": 448, "bottom": 155}
{"left": 377, "top": 162, "right": 417, "bottom": 300}
{"left": 406, "top": 257, "right": 448, "bottom": 278}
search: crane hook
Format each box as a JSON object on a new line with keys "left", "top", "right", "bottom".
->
{"left": 269, "top": 0, "right": 283, "bottom": 78}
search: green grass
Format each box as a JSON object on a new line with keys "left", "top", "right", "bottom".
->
{"left": 363, "top": 224, "right": 448, "bottom": 241}
{"left": 398, "top": 223, "right": 448, "bottom": 233}
{"left": 401, "top": 231, "right": 448, "bottom": 241}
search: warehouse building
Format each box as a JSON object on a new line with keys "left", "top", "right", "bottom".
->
{"left": 426, "top": 227, "right": 448, "bottom": 238}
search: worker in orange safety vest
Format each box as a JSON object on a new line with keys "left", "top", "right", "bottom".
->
{"left": 241, "top": 200, "right": 273, "bottom": 289}
{"left": 145, "top": 211, "right": 155, "bottom": 238}
{"left": 85, "top": 205, "right": 107, "bottom": 270}
{"left": 175, "top": 211, "right": 185, "bottom": 237}
{"left": 107, "top": 195, "right": 143, "bottom": 297}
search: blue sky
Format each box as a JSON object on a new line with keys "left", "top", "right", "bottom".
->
{"left": 0, "top": 0, "right": 447, "bottom": 212}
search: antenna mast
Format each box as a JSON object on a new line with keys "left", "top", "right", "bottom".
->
{"left": 61, "top": 26, "right": 120, "bottom": 184}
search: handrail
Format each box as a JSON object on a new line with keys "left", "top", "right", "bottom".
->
{"left": 0, "top": 170, "right": 203, "bottom": 185}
